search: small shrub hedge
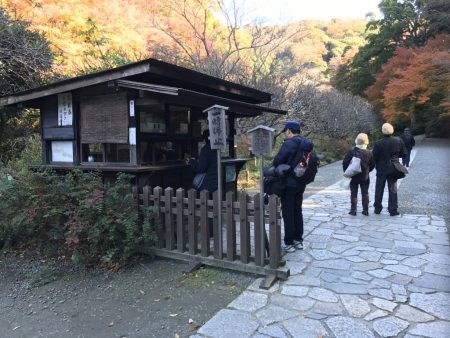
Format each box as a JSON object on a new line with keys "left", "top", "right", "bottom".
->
{"left": 0, "top": 169, "right": 156, "bottom": 267}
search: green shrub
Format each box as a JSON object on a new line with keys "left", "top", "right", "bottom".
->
{"left": 0, "top": 169, "right": 156, "bottom": 267}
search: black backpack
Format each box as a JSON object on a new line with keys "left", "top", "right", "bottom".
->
{"left": 297, "top": 150, "right": 320, "bottom": 184}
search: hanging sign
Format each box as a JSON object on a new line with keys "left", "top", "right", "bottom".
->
{"left": 58, "top": 92, "right": 73, "bottom": 126}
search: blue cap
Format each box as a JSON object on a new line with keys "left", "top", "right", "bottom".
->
{"left": 281, "top": 121, "right": 301, "bottom": 133}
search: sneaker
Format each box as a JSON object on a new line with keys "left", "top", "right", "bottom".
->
{"left": 362, "top": 211, "right": 369, "bottom": 216}
{"left": 293, "top": 240, "right": 303, "bottom": 250}
{"left": 281, "top": 244, "right": 296, "bottom": 254}
{"left": 348, "top": 211, "right": 356, "bottom": 216}
{"left": 374, "top": 208, "right": 382, "bottom": 214}
{"left": 389, "top": 211, "right": 400, "bottom": 216}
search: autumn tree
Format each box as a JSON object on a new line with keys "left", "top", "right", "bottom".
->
{"left": 0, "top": 9, "right": 53, "bottom": 164}
{"left": 365, "top": 34, "right": 450, "bottom": 136}
{"left": 332, "top": 0, "right": 435, "bottom": 96}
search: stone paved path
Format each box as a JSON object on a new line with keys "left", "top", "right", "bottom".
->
{"left": 193, "top": 146, "right": 450, "bottom": 338}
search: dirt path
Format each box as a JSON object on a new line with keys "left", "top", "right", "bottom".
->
{"left": 0, "top": 252, "right": 254, "bottom": 338}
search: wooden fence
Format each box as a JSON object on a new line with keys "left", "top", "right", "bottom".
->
{"left": 134, "top": 186, "right": 289, "bottom": 279}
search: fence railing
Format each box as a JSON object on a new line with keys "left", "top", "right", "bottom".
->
{"left": 134, "top": 186, "right": 289, "bottom": 279}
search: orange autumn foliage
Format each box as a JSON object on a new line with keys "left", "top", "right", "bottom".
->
{"left": 366, "top": 34, "right": 450, "bottom": 124}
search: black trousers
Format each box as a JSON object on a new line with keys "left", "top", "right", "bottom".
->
{"left": 402, "top": 150, "right": 411, "bottom": 167}
{"left": 350, "top": 179, "right": 370, "bottom": 212}
{"left": 374, "top": 176, "right": 398, "bottom": 213}
{"left": 281, "top": 185, "right": 306, "bottom": 245}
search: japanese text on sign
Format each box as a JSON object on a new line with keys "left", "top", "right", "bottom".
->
{"left": 208, "top": 108, "right": 227, "bottom": 151}
{"left": 58, "top": 92, "right": 73, "bottom": 126}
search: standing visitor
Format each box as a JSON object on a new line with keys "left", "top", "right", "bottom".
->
{"left": 373, "top": 123, "right": 407, "bottom": 216}
{"left": 272, "top": 121, "right": 313, "bottom": 253}
{"left": 187, "top": 130, "right": 218, "bottom": 192}
{"left": 400, "top": 128, "right": 415, "bottom": 167}
{"left": 343, "top": 133, "right": 375, "bottom": 216}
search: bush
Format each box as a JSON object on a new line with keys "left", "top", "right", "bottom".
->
{"left": 0, "top": 169, "right": 156, "bottom": 267}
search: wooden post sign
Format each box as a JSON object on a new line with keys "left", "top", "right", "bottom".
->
{"left": 204, "top": 105, "right": 229, "bottom": 257}
{"left": 205, "top": 105, "right": 228, "bottom": 151}
{"left": 247, "top": 125, "right": 275, "bottom": 265}
{"left": 247, "top": 125, "right": 275, "bottom": 155}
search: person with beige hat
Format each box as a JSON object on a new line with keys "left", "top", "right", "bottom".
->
{"left": 372, "top": 123, "right": 407, "bottom": 216}
{"left": 343, "top": 133, "right": 375, "bottom": 216}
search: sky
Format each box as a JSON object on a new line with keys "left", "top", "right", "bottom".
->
{"left": 224, "top": 0, "right": 382, "bottom": 24}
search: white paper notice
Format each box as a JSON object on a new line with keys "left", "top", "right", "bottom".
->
{"left": 58, "top": 93, "right": 73, "bottom": 126}
{"left": 51, "top": 141, "right": 73, "bottom": 162}
{"left": 129, "top": 127, "right": 136, "bottom": 145}
{"left": 129, "top": 100, "right": 135, "bottom": 117}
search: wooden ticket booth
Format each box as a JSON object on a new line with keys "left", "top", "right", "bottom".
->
{"left": 0, "top": 58, "right": 286, "bottom": 192}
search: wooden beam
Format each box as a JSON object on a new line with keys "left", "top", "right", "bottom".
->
{"left": 151, "top": 248, "right": 290, "bottom": 280}
{"left": 0, "top": 63, "right": 151, "bottom": 106}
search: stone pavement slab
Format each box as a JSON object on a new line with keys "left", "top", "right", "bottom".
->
{"left": 194, "top": 148, "right": 450, "bottom": 338}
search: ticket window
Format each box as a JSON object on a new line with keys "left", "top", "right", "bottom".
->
{"left": 140, "top": 141, "right": 192, "bottom": 165}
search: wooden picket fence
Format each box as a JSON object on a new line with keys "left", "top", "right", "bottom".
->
{"left": 134, "top": 186, "right": 289, "bottom": 279}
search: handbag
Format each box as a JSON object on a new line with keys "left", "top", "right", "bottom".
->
{"left": 192, "top": 173, "right": 206, "bottom": 190}
{"left": 343, "top": 156, "right": 362, "bottom": 178}
{"left": 391, "top": 159, "right": 408, "bottom": 179}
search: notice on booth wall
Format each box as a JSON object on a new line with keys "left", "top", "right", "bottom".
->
{"left": 58, "top": 92, "right": 73, "bottom": 126}
{"left": 129, "top": 100, "right": 135, "bottom": 117}
{"left": 129, "top": 127, "right": 136, "bottom": 145}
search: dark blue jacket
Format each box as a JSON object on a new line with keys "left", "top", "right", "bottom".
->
{"left": 189, "top": 142, "right": 218, "bottom": 192}
{"left": 272, "top": 136, "right": 314, "bottom": 188}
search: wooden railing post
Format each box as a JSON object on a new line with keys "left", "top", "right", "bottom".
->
{"left": 269, "top": 195, "right": 281, "bottom": 268}
{"left": 153, "top": 186, "right": 164, "bottom": 249}
{"left": 254, "top": 193, "right": 264, "bottom": 266}
{"left": 226, "top": 191, "right": 236, "bottom": 261}
{"left": 200, "top": 190, "right": 210, "bottom": 257}
{"left": 187, "top": 189, "right": 197, "bottom": 255}
{"left": 213, "top": 190, "right": 222, "bottom": 259}
{"left": 239, "top": 192, "right": 250, "bottom": 264}
{"left": 176, "top": 188, "right": 186, "bottom": 252}
{"left": 164, "top": 187, "right": 174, "bottom": 250}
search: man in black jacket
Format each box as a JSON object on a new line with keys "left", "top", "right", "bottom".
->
{"left": 272, "top": 121, "right": 314, "bottom": 253}
{"left": 400, "top": 128, "right": 415, "bottom": 167}
{"left": 373, "top": 123, "right": 407, "bottom": 216}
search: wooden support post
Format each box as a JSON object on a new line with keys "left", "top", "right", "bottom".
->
{"left": 187, "top": 189, "right": 197, "bottom": 255}
{"left": 226, "top": 191, "right": 236, "bottom": 261}
{"left": 269, "top": 195, "right": 281, "bottom": 268}
{"left": 153, "top": 186, "right": 164, "bottom": 249}
{"left": 239, "top": 192, "right": 250, "bottom": 264}
{"left": 176, "top": 188, "right": 185, "bottom": 252}
{"left": 200, "top": 190, "right": 210, "bottom": 257}
{"left": 254, "top": 193, "right": 264, "bottom": 266}
{"left": 164, "top": 187, "right": 174, "bottom": 250}
{"left": 213, "top": 190, "right": 222, "bottom": 259}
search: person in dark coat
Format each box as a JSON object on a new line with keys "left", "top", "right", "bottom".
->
{"left": 372, "top": 123, "right": 407, "bottom": 216}
{"left": 400, "top": 128, "right": 415, "bottom": 167}
{"left": 188, "top": 130, "right": 218, "bottom": 192}
{"left": 272, "top": 121, "right": 314, "bottom": 253}
{"left": 343, "top": 133, "right": 375, "bottom": 216}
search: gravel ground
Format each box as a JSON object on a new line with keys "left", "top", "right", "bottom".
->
{"left": 0, "top": 252, "right": 255, "bottom": 338}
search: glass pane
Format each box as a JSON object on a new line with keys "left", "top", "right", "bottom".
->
{"left": 82, "top": 143, "right": 103, "bottom": 162}
{"left": 140, "top": 102, "right": 166, "bottom": 133}
{"left": 105, "top": 144, "right": 130, "bottom": 163}
{"left": 169, "top": 105, "right": 190, "bottom": 134}
{"left": 142, "top": 141, "right": 192, "bottom": 165}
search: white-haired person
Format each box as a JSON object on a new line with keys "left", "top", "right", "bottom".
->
{"left": 372, "top": 123, "right": 407, "bottom": 216}
{"left": 343, "top": 133, "right": 375, "bottom": 216}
